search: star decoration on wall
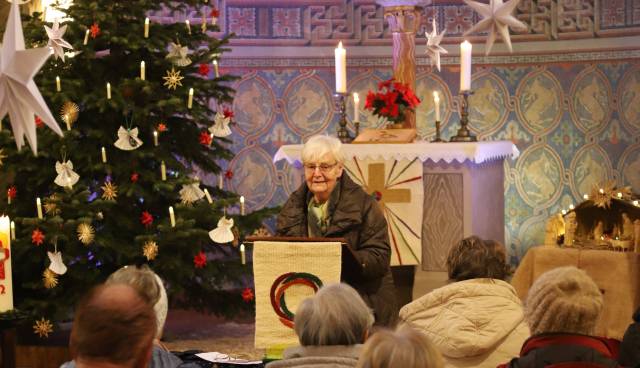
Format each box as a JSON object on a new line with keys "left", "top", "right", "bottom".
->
{"left": 101, "top": 181, "right": 118, "bottom": 201}
{"left": 33, "top": 317, "right": 54, "bottom": 338}
{"left": 44, "top": 21, "right": 73, "bottom": 62}
{"left": 463, "top": 0, "right": 527, "bottom": 55}
{"left": 425, "top": 18, "right": 447, "bottom": 72}
{"left": 77, "top": 223, "right": 95, "bottom": 245}
{"left": 143, "top": 240, "right": 158, "bottom": 260}
{"left": 163, "top": 68, "right": 184, "bottom": 90}
{"left": 43, "top": 269, "right": 58, "bottom": 289}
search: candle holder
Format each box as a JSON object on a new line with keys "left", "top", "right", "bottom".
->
{"left": 354, "top": 121, "right": 360, "bottom": 138}
{"left": 450, "top": 90, "right": 477, "bottom": 142}
{"left": 335, "top": 93, "right": 353, "bottom": 143}
{"left": 431, "top": 120, "right": 444, "bottom": 142}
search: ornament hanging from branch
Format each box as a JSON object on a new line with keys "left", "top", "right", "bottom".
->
{"left": 209, "top": 217, "right": 234, "bottom": 243}
{"left": 114, "top": 126, "right": 143, "bottom": 150}
{"left": 45, "top": 20, "right": 73, "bottom": 62}
{"left": 33, "top": 317, "right": 54, "bottom": 337}
{"left": 32, "top": 229, "right": 45, "bottom": 246}
{"left": 179, "top": 180, "right": 206, "bottom": 204}
{"left": 77, "top": 223, "right": 95, "bottom": 245}
{"left": 209, "top": 111, "right": 232, "bottom": 137}
{"left": 193, "top": 251, "right": 207, "bottom": 268}
{"left": 143, "top": 240, "right": 158, "bottom": 260}
{"left": 163, "top": 68, "right": 184, "bottom": 90}
{"left": 42, "top": 269, "right": 58, "bottom": 289}
{"left": 60, "top": 101, "right": 79, "bottom": 130}
{"left": 463, "top": 0, "right": 527, "bottom": 55}
{"left": 47, "top": 251, "right": 67, "bottom": 275}
{"left": 54, "top": 160, "right": 80, "bottom": 188}
{"left": 165, "top": 42, "right": 191, "bottom": 66}
{"left": 44, "top": 194, "right": 61, "bottom": 215}
{"left": 101, "top": 181, "right": 118, "bottom": 201}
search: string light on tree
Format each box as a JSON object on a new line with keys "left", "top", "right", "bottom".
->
{"left": 56, "top": 76, "right": 61, "bottom": 92}
{"left": 188, "top": 88, "right": 194, "bottom": 109}
{"left": 169, "top": 206, "right": 176, "bottom": 227}
{"left": 106, "top": 82, "right": 111, "bottom": 99}
{"left": 185, "top": 19, "right": 191, "bottom": 34}
{"left": 83, "top": 29, "right": 90, "bottom": 45}
{"left": 140, "top": 61, "right": 146, "bottom": 80}
{"left": 144, "top": 17, "right": 149, "bottom": 38}
{"left": 36, "top": 197, "right": 43, "bottom": 219}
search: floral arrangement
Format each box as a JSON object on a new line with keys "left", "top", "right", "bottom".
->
{"left": 364, "top": 79, "right": 421, "bottom": 125}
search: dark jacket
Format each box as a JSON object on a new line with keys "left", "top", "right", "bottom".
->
{"left": 277, "top": 173, "right": 397, "bottom": 326}
{"left": 500, "top": 333, "right": 621, "bottom": 368}
{"left": 619, "top": 308, "right": 640, "bottom": 367}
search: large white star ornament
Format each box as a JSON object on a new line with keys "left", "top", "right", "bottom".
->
{"left": 45, "top": 20, "right": 73, "bottom": 62}
{"left": 425, "top": 18, "right": 447, "bottom": 72}
{"left": 0, "top": 0, "right": 63, "bottom": 154}
{"left": 463, "top": 0, "right": 528, "bottom": 55}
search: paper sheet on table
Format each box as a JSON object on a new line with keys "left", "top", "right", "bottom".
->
{"left": 195, "top": 351, "right": 262, "bottom": 365}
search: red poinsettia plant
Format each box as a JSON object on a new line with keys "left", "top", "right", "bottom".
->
{"left": 365, "top": 79, "right": 421, "bottom": 124}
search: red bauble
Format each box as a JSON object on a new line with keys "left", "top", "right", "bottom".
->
{"left": 199, "top": 131, "right": 212, "bottom": 146}
{"left": 140, "top": 211, "right": 153, "bottom": 227}
{"left": 194, "top": 251, "right": 207, "bottom": 268}
{"left": 198, "top": 63, "right": 210, "bottom": 77}
{"left": 32, "top": 229, "right": 45, "bottom": 246}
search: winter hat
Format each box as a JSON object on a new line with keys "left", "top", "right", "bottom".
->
{"left": 525, "top": 266, "right": 603, "bottom": 335}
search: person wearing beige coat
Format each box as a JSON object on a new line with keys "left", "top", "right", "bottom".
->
{"left": 399, "top": 236, "right": 530, "bottom": 368}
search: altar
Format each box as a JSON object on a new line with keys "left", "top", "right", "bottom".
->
{"left": 274, "top": 141, "right": 519, "bottom": 272}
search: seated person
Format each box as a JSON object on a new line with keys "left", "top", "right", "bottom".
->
{"left": 266, "top": 283, "right": 374, "bottom": 368}
{"left": 399, "top": 236, "right": 529, "bottom": 368}
{"left": 68, "top": 284, "right": 156, "bottom": 368}
{"left": 619, "top": 307, "right": 640, "bottom": 367}
{"left": 277, "top": 135, "right": 397, "bottom": 326}
{"left": 501, "top": 266, "right": 620, "bottom": 368}
{"left": 356, "top": 324, "right": 443, "bottom": 368}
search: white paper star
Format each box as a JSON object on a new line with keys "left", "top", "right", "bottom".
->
{"left": 45, "top": 21, "right": 73, "bottom": 62}
{"left": 463, "top": 0, "right": 527, "bottom": 55}
{"left": 425, "top": 19, "right": 447, "bottom": 72}
{"left": 0, "top": 1, "right": 63, "bottom": 154}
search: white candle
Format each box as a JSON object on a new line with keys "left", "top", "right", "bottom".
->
{"left": 153, "top": 130, "right": 158, "bottom": 146}
{"left": 218, "top": 175, "right": 223, "bottom": 190}
{"left": 240, "top": 196, "right": 245, "bottom": 216}
{"left": 36, "top": 197, "right": 43, "bottom": 219}
{"left": 204, "top": 188, "right": 212, "bottom": 204}
{"left": 10, "top": 221, "right": 15, "bottom": 241}
{"left": 186, "top": 19, "right": 191, "bottom": 34}
{"left": 240, "top": 243, "right": 246, "bottom": 265}
{"left": 83, "top": 29, "right": 90, "bottom": 45}
{"left": 0, "top": 216, "right": 14, "bottom": 312}
{"left": 144, "top": 17, "right": 149, "bottom": 38}
{"left": 213, "top": 60, "right": 219, "bottom": 78}
{"left": 335, "top": 41, "right": 347, "bottom": 93}
{"left": 101, "top": 147, "right": 107, "bottom": 163}
{"left": 353, "top": 93, "right": 359, "bottom": 121}
{"left": 56, "top": 76, "right": 61, "bottom": 92}
{"left": 140, "top": 61, "right": 146, "bottom": 80}
{"left": 583, "top": 194, "right": 589, "bottom": 200}
{"left": 433, "top": 91, "right": 440, "bottom": 121}
{"left": 169, "top": 206, "right": 175, "bottom": 227}
{"left": 188, "top": 88, "right": 194, "bottom": 109}
{"left": 106, "top": 82, "right": 111, "bottom": 99}
{"left": 161, "top": 161, "right": 166, "bottom": 181}
{"left": 460, "top": 41, "right": 472, "bottom": 92}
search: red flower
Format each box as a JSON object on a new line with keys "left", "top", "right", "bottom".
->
{"left": 7, "top": 186, "right": 17, "bottom": 200}
{"left": 32, "top": 229, "right": 45, "bottom": 246}
{"left": 140, "top": 211, "right": 153, "bottom": 227}
{"left": 222, "top": 108, "right": 234, "bottom": 119}
{"left": 364, "top": 78, "right": 420, "bottom": 124}
{"left": 157, "top": 123, "right": 167, "bottom": 132}
{"left": 241, "top": 287, "right": 254, "bottom": 302}
{"left": 130, "top": 172, "right": 139, "bottom": 183}
{"left": 224, "top": 169, "right": 233, "bottom": 180}
{"left": 365, "top": 91, "right": 376, "bottom": 109}
{"left": 194, "top": 251, "right": 207, "bottom": 268}
{"left": 90, "top": 23, "right": 100, "bottom": 38}
{"left": 210, "top": 8, "right": 220, "bottom": 18}
{"left": 199, "top": 131, "right": 212, "bottom": 146}
{"left": 35, "top": 116, "right": 44, "bottom": 128}
{"left": 198, "top": 63, "right": 210, "bottom": 77}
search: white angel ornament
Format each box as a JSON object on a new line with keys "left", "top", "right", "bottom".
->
{"left": 48, "top": 251, "right": 68, "bottom": 275}
{"left": 166, "top": 42, "right": 191, "bottom": 67}
{"left": 114, "top": 126, "right": 143, "bottom": 150}
{"left": 54, "top": 160, "right": 80, "bottom": 188}
{"left": 179, "top": 180, "right": 206, "bottom": 204}
{"left": 208, "top": 111, "right": 232, "bottom": 137}
{"left": 209, "top": 217, "right": 234, "bottom": 243}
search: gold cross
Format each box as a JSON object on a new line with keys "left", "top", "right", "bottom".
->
{"left": 366, "top": 163, "right": 411, "bottom": 208}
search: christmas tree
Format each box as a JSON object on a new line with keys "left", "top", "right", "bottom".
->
{"left": 0, "top": 0, "right": 276, "bottom": 335}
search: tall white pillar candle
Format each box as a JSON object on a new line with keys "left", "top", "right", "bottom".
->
{"left": 460, "top": 41, "right": 472, "bottom": 92}
{"left": 335, "top": 42, "right": 347, "bottom": 93}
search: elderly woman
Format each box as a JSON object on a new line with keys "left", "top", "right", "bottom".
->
{"left": 277, "top": 135, "right": 397, "bottom": 326}
{"left": 266, "top": 283, "right": 374, "bottom": 368}
{"left": 399, "top": 236, "right": 529, "bottom": 368}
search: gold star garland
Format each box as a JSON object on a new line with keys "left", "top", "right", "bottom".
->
{"left": 43, "top": 269, "right": 58, "bottom": 289}
{"left": 143, "top": 240, "right": 158, "bottom": 260}
{"left": 101, "top": 181, "right": 118, "bottom": 201}
{"left": 33, "top": 317, "right": 54, "bottom": 338}
{"left": 163, "top": 67, "right": 184, "bottom": 90}
{"left": 77, "top": 223, "right": 95, "bottom": 245}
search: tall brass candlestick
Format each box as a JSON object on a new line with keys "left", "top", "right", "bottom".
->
{"left": 450, "top": 91, "right": 477, "bottom": 142}
{"left": 335, "top": 93, "right": 352, "bottom": 143}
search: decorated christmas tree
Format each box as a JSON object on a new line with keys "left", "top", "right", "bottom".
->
{"left": 0, "top": 0, "right": 275, "bottom": 337}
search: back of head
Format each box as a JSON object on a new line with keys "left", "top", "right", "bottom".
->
{"left": 356, "top": 325, "right": 443, "bottom": 368}
{"left": 525, "top": 266, "right": 603, "bottom": 335}
{"left": 294, "top": 283, "right": 374, "bottom": 346}
{"left": 301, "top": 135, "right": 345, "bottom": 164}
{"left": 70, "top": 284, "right": 157, "bottom": 367}
{"left": 446, "top": 235, "right": 509, "bottom": 281}
{"left": 106, "top": 264, "right": 168, "bottom": 339}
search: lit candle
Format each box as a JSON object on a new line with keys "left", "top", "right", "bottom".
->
{"left": 83, "top": 29, "right": 90, "bottom": 45}
{"left": 634, "top": 200, "right": 639, "bottom": 206}
{"left": 169, "top": 206, "right": 176, "bottom": 227}
{"left": 36, "top": 197, "right": 43, "bottom": 219}
{"left": 10, "top": 221, "right": 15, "bottom": 241}
{"left": 599, "top": 188, "right": 604, "bottom": 194}
{"left": 101, "top": 147, "right": 107, "bottom": 163}
{"left": 185, "top": 19, "right": 191, "bottom": 34}
{"left": 144, "top": 17, "right": 149, "bottom": 38}
{"left": 433, "top": 91, "right": 440, "bottom": 121}
{"left": 204, "top": 188, "right": 212, "bottom": 204}
{"left": 460, "top": 40, "right": 472, "bottom": 92}
{"left": 106, "top": 82, "right": 111, "bottom": 99}
{"left": 617, "top": 192, "right": 623, "bottom": 198}
{"left": 353, "top": 93, "right": 359, "bottom": 121}
{"left": 334, "top": 41, "right": 347, "bottom": 93}
{"left": 240, "top": 196, "right": 245, "bottom": 216}
{"left": 188, "top": 88, "right": 194, "bottom": 109}
{"left": 56, "top": 76, "right": 61, "bottom": 92}
{"left": 218, "top": 175, "right": 223, "bottom": 190}
{"left": 240, "top": 243, "right": 246, "bottom": 265}
{"left": 140, "top": 61, "right": 146, "bottom": 80}
{"left": 583, "top": 194, "right": 589, "bottom": 200}
{"left": 569, "top": 204, "right": 574, "bottom": 210}
{"left": 0, "top": 216, "right": 14, "bottom": 312}
{"left": 153, "top": 130, "right": 158, "bottom": 146}
{"left": 161, "top": 161, "right": 166, "bottom": 181}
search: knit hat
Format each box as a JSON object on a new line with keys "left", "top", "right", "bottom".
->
{"left": 525, "top": 266, "right": 603, "bottom": 336}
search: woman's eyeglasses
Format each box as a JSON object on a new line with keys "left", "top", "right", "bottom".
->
{"left": 303, "top": 162, "right": 338, "bottom": 173}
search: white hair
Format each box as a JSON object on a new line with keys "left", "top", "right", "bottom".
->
{"left": 301, "top": 135, "right": 345, "bottom": 164}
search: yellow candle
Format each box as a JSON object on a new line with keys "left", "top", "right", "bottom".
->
{"left": 240, "top": 196, "right": 245, "bottom": 216}
{"left": 334, "top": 41, "right": 347, "bottom": 93}
{"left": 56, "top": 76, "right": 61, "bottom": 92}
{"left": 213, "top": 60, "right": 219, "bottom": 78}
{"left": 169, "top": 206, "right": 176, "bottom": 227}
{"left": 140, "top": 61, "right": 146, "bottom": 80}
{"left": 0, "top": 216, "right": 14, "bottom": 312}
{"left": 36, "top": 197, "right": 43, "bottom": 219}
{"left": 460, "top": 40, "right": 472, "bottom": 92}
{"left": 106, "top": 82, "right": 111, "bottom": 99}
{"left": 185, "top": 19, "right": 191, "bottom": 34}
{"left": 240, "top": 243, "right": 246, "bottom": 265}
{"left": 433, "top": 91, "right": 440, "bottom": 121}
{"left": 144, "top": 17, "right": 149, "bottom": 38}
{"left": 153, "top": 130, "right": 158, "bottom": 146}
{"left": 204, "top": 188, "right": 212, "bottom": 203}
{"left": 10, "top": 221, "right": 15, "bottom": 241}
{"left": 201, "top": 12, "right": 207, "bottom": 32}
{"left": 101, "top": 147, "right": 107, "bottom": 163}
{"left": 83, "top": 29, "right": 90, "bottom": 45}
{"left": 353, "top": 93, "right": 359, "bottom": 121}
{"left": 218, "top": 175, "right": 223, "bottom": 190}
{"left": 188, "top": 88, "right": 194, "bottom": 109}
{"left": 161, "top": 161, "right": 166, "bottom": 181}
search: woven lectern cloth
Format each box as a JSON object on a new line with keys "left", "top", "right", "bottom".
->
{"left": 253, "top": 241, "right": 341, "bottom": 349}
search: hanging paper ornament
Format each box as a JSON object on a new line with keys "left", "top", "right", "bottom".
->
{"left": 179, "top": 181, "right": 206, "bottom": 204}
{"left": 45, "top": 20, "right": 73, "bottom": 62}
{"left": 44, "top": 194, "right": 61, "bottom": 216}
{"left": 101, "top": 181, "right": 118, "bottom": 201}
{"left": 157, "top": 123, "right": 167, "bottom": 132}
{"left": 90, "top": 23, "right": 100, "bottom": 38}
{"left": 198, "top": 63, "right": 210, "bottom": 76}
{"left": 42, "top": 269, "right": 58, "bottom": 289}
{"left": 425, "top": 18, "right": 447, "bottom": 72}
{"left": 130, "top": 172, "right": 139, "bottom": 183}
{"left": 143, "top": 240, "right": 158, "bottom": 261}
{"left": 60, "top": 101, "right": 79, "bottom": 128}
{"left": 209, "top": 217, "right": 234, "bottom": 243}
{"left": 163, "top": 68, "right": 184, "bottom": 90}
{"left": 32, "top": 229, "right": 45, "bottom": 246}
{"left": 208, "top": 111, "right": 231, "bottom": 137}
{"left": 165, "top": 42, "right": 192, "bottom": 66}
{"left": 140, "top": 211, "right": 153, "bottom": 227}
{"left": 463, "top": 0, "right": 527, "bottom": 55}
{"left": 199, "top": 131, "right": 212, "bottom": 146}
{"left": 114, "top": 126, "right": 143, "bottom": 150}
{"left": 77, "top": 223, "right": 95, "bottom": 245}
{"left": 54, "top": 160, "right": 80, "bottom": 188}
{"left": 193, "top": 251, "right": 207, "bottom": 268}
{"left": 33, "top": 317, "right": 54, "bottom": 338}
{"left": 242, "top": 287, "right": 255, "bottom": 302}
{"left": 47, "top": 251, "right": 67, "bottom": 275}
